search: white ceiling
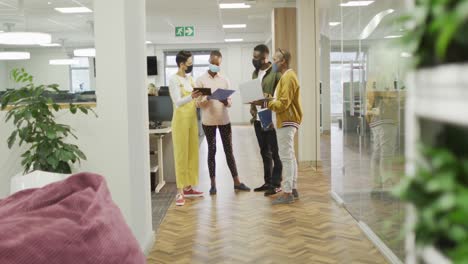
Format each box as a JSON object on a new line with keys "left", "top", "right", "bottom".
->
{"left": 319, "top": 0, "right": 408, "bottom": 42}
{"left": 0, "top": 0, "right": 296, "bottom": 49}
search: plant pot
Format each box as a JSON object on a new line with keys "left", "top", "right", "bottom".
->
{"left": 10, "top": 170, "right": 71, "bottom": 195}
{"left": 420, "top": 247, "right": 451, "bottom": 264}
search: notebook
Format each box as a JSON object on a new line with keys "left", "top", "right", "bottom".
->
{"left": 208, "top": 89, "right": 236, "bottom": 101}
{"left": 239, "top": 79, "right": 272, "bottom": 104}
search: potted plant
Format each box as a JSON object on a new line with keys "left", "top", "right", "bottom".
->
{"left": 1, "top": 68, "right": 96, "bottom": 193}
{"left": 395, "top": 0, "right": 468, "bottom": 263}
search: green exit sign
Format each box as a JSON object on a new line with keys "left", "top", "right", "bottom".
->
{"left": 175, "top": 26, "right": 194, "bottom": 37}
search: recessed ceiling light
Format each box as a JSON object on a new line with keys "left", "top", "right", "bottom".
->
{"left": 49, "top": 59, "right": 79, "bottom": 65}
{"left": 341, "top": 1, "right": 374, "bottom": 7}
{"left": 385, "top": 35, "right": 403, "bottom": 39}
{"left": 146, "top": 41, "right": 152, "bottom": 44}
{"left": 219, "top": 3, "right": 251, "bottom": 9}
{"left": 40, "top": 43, "right": 61, "bottom": 47}
{"left": 223, "top": 24, "right": 247, "bottom": 29}
{"left": 400, "top": 52, "right": 412, "bottom": 58}
{"left": 74, "top": 48, "right": 96, "bottom": 57}
{"left": 55, "top": 7, "right": 93, "bottom": 13}
{"left": 0, "top": 52, "right": 30, "bottom": 60}
{"left": 0, "top": 32, "right": 51, "bottom": 45}
{"left": 225, "top": 38, "right": 243, "bottom": 42}
{"left": 329, "top": 22, "right": 341, "bottom": 27}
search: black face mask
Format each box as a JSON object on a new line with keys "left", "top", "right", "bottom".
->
{"left": 185, "top": 65, "right": 193, "bottom": 74}
{"left": 252, "top": 59, "right": 263, "bottom": 70}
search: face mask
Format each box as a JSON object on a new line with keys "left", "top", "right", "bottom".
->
{"left": 272, "top": 62, "right": 279, "bottom": 73}
{"left": 252, "top": 59, "right": 262, "bottom": 70}
{"left": 185, "top": 65, "right": 193, "bottom": 74}
{"left": 208, "top": 64, "right": 220, "bottom": 73}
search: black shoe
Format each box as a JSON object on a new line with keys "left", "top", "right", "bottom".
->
{"left": 292, "top": 189, "right": 299, "bottom": 199}
{"left": 264, "top": 187, "right": 282, "bottom": 197}
{"left": 210, "top": 186, "right": 217, "bottom": 195}
{"left": 254, "top": 184, "right": 271, "bottom": 192}
{"left": 234, "top": 183, "right": 251, "bottom": 192}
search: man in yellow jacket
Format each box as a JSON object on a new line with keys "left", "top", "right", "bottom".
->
{"left": 257, "top": 48, "right": 303, "bottom": 205}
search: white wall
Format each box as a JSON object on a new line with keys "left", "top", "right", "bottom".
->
{"left": 6, "top": 49, "right": 70, "bottom": 91}
{"left": 0, "top": 61, "right": 8, "bottom": 90}
{"left": 147, "top": 42, "right": 261, "bottom": 124}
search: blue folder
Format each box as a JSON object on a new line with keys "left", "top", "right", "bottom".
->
{"left": 258, "top": 108, "right": 273, "bottom": 130}
{"left": 208, "top": 89, "right": 236, "bottom": 101}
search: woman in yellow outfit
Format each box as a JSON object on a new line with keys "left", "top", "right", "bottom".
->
{"left": 169, "top": 51, "right": 204, "bottom": 206}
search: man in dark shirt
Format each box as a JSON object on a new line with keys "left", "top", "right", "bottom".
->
{"left": 251, "top": 44, "right": 283, "bottom": 196}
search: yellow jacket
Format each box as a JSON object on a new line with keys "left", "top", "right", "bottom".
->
{"left": 267, "top": 69, "right": 303, "bottom": 129}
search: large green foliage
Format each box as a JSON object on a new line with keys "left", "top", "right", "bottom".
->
{"left": 1, "top": 69, "right": 96, "bottom": 174}
{"left": 402, "top": 0, "right": 468, "bottom": 68}
{"left": 394, "top": 131, "right": 468, "bottom": 263}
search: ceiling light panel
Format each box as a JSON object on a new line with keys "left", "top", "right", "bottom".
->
{"left": 359, "top": 9, "right": 394, "bottom": 40}
{"left": 55, "top": 7, "right": 93, "bottom": 13}
{"left": 384, "top": 35, "right": 403, "bottom": 39}
{"left": 40, "top": 43, "right": 62, "bottom": 47}
{"left": 340, "top": 1, "right": 374, "bottom": 7}
{"left": 0, "top": 32, "right": 51, "bottom": 45}
{"left": 0, "top": 52, "right": 30, "bottom": 60}
{"left": 74, "top": 48, "right": 96, "bottom": 57}
{"left": 50, "top": 59, "right": 80, "bottom": 65}
{"left": 329, "top": 22, "right": 341, "bottom": 27}
{"left": 219, "top": 3, "right": 251, "bottom": 9}
{"left": 223, "top": 24, "right": 247, "bottom": 29}
{"left": 225, "top": 38, "right": 244, "bottom": 42}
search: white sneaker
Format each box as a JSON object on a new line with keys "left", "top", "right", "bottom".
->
{"left": 175, "top": 194, "right": 185, "bottom": 206}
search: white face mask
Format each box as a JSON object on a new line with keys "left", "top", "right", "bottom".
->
{"left": 208, "top": 63, "right": 220, "bottom": 73}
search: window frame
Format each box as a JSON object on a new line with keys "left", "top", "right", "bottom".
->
{"left": 163, "top": 50, "right": 216, "bottom": 86}
{"left": 69, "top": 57, "right": 92, "bottom": 93}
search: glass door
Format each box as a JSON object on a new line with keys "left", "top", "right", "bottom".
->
{"left": 326, "top": 0, "right": 411, "bottom": 260}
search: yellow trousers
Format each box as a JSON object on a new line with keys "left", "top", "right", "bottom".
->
{"left": 172, "top": 102, "right": 199, "bottom": 189}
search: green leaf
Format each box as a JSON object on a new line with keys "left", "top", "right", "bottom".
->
{"left": 52, "top": 104, "right": 60, "bottom": 112}
{"left": 69, "top": 104, "right": 77, "bottom": 114}
{"left": 79, "top": 107, "right": 88, "bottom": 114}
{"left": 46, "top": 129, "right": 57, "bottom": 140}
{"left": 46, "top": 155, "right": 59, "bottom": 169}
{"left": 425, "top": 171, "right": 456, "bottom": 192}
{"left": 433, "top": 193, "right": 456, "bottom": 211}
{"left": 7, "top": 131, "right": 17, "bottom": 149}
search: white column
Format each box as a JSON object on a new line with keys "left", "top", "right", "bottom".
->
{"left": 297, "top": 0, "right": 321, "bottom": 164}
{"left": 94, "top": 0, "right": 153, "bottom": 252}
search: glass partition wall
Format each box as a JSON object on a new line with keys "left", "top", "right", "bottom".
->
{"left": 322, "top": 0, "right": 411, "bottom": 261}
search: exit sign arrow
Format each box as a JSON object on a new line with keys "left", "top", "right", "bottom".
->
{"left": 184, "top": 26, "right": 194, "bottom": 37}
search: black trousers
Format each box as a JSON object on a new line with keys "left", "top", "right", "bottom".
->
{"left": 203, "top": 123, "right": 238, "bottom": 179}
{"left": 254, "top": 121, "right": 282, "bottom": 188}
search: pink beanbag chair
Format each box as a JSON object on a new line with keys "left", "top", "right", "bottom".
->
{"left": 0, "top": 172, "right": 146, "bottom": 264}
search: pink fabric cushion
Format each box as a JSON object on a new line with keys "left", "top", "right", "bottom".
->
{"left": 0, "top": 172, "right": 146, "bottom": 264}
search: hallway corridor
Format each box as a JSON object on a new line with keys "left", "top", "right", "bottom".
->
{"left": 147, "top": 126, "right": 388, "bottom": 264}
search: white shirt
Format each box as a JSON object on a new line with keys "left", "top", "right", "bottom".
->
{"left": 256, "top": 69, "right": 268, "bottom": 121}
{"left": 258, "top": 69, "right": 267, "bottom": 81}
{"left": 168, "top": 74, "right": 194, "bottom": 108}
{"left": 196, "top": 72, "right": 232, "bottom": 126}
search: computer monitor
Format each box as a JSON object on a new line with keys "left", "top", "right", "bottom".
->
{"left": 158, "top": 86, "right": 170, "bottom": 96}
{"left": 148, "top": 96, "right": 173, "bottom": 125}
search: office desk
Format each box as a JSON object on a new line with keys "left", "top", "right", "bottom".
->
{"left": 149, "top": 127, "right": 172, "bottom": 193}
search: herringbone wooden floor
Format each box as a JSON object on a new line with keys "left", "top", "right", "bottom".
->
{"left": 147, "top": 126, "right": 388, "bottom": 264}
